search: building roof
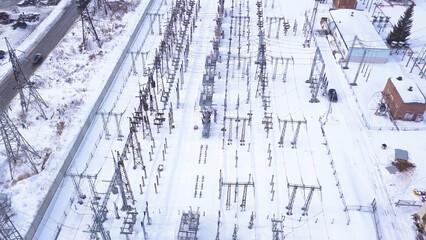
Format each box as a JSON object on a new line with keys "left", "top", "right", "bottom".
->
{"left": 390, "top": 77, "right": 426, "bottom": 104}
{"left": 395, "top": 149, "right": 409, "bottom": 161}
{"left": 329, "top": 9, "right": 388, "bottom": 49}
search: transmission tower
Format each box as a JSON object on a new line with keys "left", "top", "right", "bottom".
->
{"left": 177, "top": 208, "right": 200, "bottom": 240}
{"left": 255, "top": 0, "right": 267, "bottom": 99}
{"left": 5, "top": 38, "right": 48, "bottom": 119}
{"left": 87, "top": 200, "right": 112, "bottom": 240}
{"left": 0, "top": 194, "right": 23, "bottom": 240}
{"left": 306, "top": 47, "right": 325, "bottom": 103}
{"left": 113, "top": 151, "right": 134, "bottom": 211}
{"left": 136, "top": 81, "right": 154, "bottom": 139}
{"left": 303, "top": 0, "right": 319, "bottom": 48}
{"left": 0, "top": 107, "right": 39, "bottom": 179}
{"left": 85, "top": 170, "right": 117, "bottom": 240}
{"left": 0, "top": 212, "right": 22, "bottom": 240}
{"left": 271, "top": 217, "right": 284, "bottom": 240}
{"left": 81, "top": 6, "right": 101, "bottom": 49}
{"left": 93, "top": 0, "right": 111, "bottom": 15}
{"left": 128, "top": 117, "right": 144, "bottom": 169}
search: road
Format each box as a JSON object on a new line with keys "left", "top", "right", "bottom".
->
{"left": 0, "top": 1, "right": 79, "bottom": 107}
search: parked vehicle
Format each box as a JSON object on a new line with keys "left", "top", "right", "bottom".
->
{"left": 0, "top": 50, "right": 5, "bottom": 60}
{"left": 328, "top": 88, "right": 338, "bottom": 102}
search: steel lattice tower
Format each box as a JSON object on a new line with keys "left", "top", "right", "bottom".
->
{"left": 5, "top": 38, "right": 48, "bottom": 119}
{"left": 113, "top": 151, "right": 134, "bottom": 211}
{"left": 0, "top": 213, "right": 22, "bottom": 240}
{"left": 0, "top": 107, "right": 39, "bottom": 179}
{"left": 81, "top": 6, "right": 101, "bottom": 49}
{"left": 0, "top": 193, "right": 23, "bottom": 240}
{"left": 255, "top": 0, "right": 267, "bottom": 98}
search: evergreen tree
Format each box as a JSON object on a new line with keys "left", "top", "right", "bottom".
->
{"left": 386, "top": 4, "right": 414, "bottom": 45}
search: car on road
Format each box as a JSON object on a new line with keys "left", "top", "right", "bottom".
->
{"left": 32, "top": 53, "right": 42, "bottom": 64}
{"left": 328, "top": 88, "right": 338, "bottom": 102}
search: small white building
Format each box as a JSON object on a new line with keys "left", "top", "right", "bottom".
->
{"left": 329, "top": 9, "right": 390, "bottom": 63}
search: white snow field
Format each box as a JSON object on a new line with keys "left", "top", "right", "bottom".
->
{"left": 1, "top": 0, "right": 426, "bottom": 240}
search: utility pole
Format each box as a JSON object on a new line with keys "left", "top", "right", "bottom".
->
{"left": 343, "top": 35, "right": 358, "bottom": 69}
{"left": 351, "top": 49, "right": 367, "bottom": 86}
{"left": 215, "top": 211, "right": 221, "bottom": 240}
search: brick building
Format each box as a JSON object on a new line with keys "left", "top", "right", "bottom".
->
{"left": 333, "top": 0, "right": 357, "bottom": 9}
{"left": 382, "top": 77, "right": 426, "bottom": 121}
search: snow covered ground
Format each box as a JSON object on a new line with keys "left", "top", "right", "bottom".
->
{"left": 1, "top": 0, "right": 426, "bottom": 239}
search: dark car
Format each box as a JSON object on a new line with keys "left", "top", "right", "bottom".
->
{"left": 32, "top": 53, "right": 42, "bottom": 64}
{"left": 0, "top": 50, "right": 5, "bottom": 60}
{"left": 328, "top": 89, "right": 338, "bottom": 102}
